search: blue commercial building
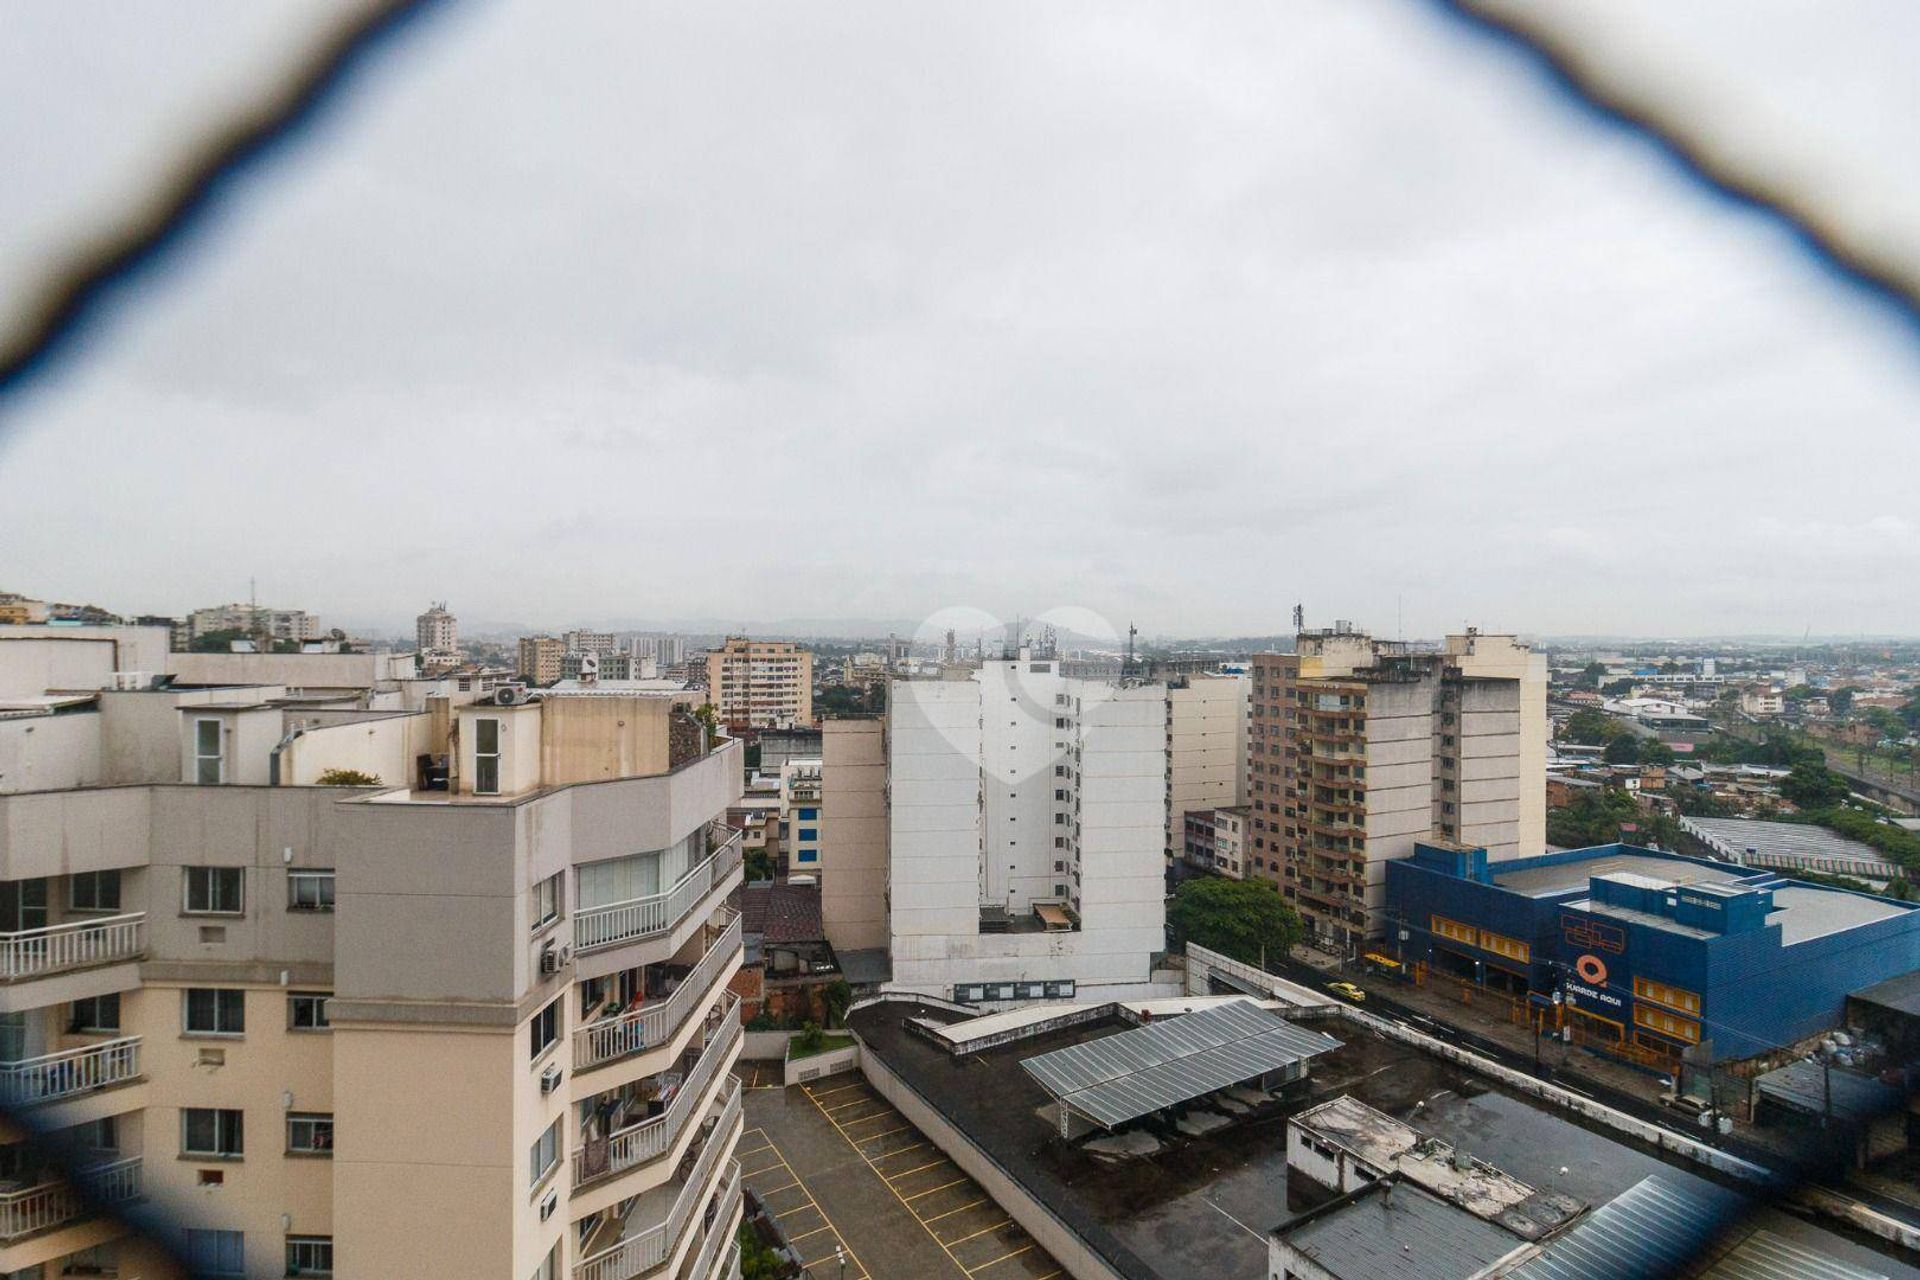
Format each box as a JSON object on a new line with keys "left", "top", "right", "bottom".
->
{"left": 1384, "top": 841, "right": 1920, "bottom": 1063}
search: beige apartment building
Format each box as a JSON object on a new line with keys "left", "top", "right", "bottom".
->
{"left": 1246, "top": 627, "right": 1546, "bottom": 951}
{"left": 1164, "top": 671, "right": 1249, "bottom": 864}
{"left": 0, "top": 627, "right": 745, "bottom": 1280}
{"left": 518, "top": 636, "right": 568, "bottom": 687}
{"left": 703, "top": 640, "right": 812, "bottom": 731}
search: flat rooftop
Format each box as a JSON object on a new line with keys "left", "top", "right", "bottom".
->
{"left": 847, "top": 1001, "right": 1920, "bottom": 1280}
{"left": 1493, "top": 854, "right": 1747, "bottom": 898}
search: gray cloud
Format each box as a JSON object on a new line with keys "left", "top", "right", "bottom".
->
{"left": 2, "top": 0, "right": 1918, "bottom": 638}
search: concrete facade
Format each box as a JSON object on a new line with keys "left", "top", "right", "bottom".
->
{"left": 0, "top": 633, "right": 747, "bottom": 1280}
{"left": 704, "top": 638, "right": 813, "bottom": 731}
{"left": 1247, "top": 628, "right": 1547, "bottom": 951}
{"left": 1164, "top": 672, "right": 1248, "bottom": 865}
{"left": 820, "top": 720, "right": 889, "bottom": 955}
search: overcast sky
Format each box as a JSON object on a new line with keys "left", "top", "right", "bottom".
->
{"left": 2, "top": 1, "right": 1918, "bottom": 640}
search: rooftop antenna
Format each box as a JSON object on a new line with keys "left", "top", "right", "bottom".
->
{"left": 1292, "top": 603, "right": 1304, "bottom": 634}
{"left": 1125, "top": 623, "right": 1137, "bottom": 675}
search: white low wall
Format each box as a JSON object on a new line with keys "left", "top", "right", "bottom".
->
{"left": 784, "top": 1042, "right": 859, "bottom": 1087}
{"left": 742, "top": 1030, "right": 791, "bottom": 1061}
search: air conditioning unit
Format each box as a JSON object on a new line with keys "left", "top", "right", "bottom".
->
{"left": 539, "top": 1189, "right": 558, "bottom": 1221}
{"left": 540, "top": 943, "right": 570, "bottom": 975}
{"left": 540, "top": 1063, "right": 563, "bottom": 1095}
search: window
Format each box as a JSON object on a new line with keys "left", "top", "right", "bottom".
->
{"left": 796, "top": 827, "right": 818, "bottom": 841}
{"left": 69, "top": 993, "right": 120, "bottom": 1033}
{"left": 531, "top": 872, "right": 561, "bottom": 932}
{"left": 287, "top": 1234, "right": 334, "bottom": 1275}
{"left": 185, "top": 988, "right": 246, "bottom": 1036}
{"left": 796, "top": 849, "right": 818, "bottom": 864}
{"left": 182, "top": 1108, "right": 245, "bottom": 1158}
{"left": 1431, "top": 915, "right": 1477, "bottom": 947}
{"left": 194, "top": 719, "right": 224, "bottom": 785}
{"left": 797, "top": 807, "right": 818, "bottom": 820}
{"left": 1632, "top": 1004, "right": 1701, "bottom": 1044}
{"left": 286, "top": 1113, "right": 334, "bottom": 1156}
{"left": 474, "top": 717, "right": 502, "bottom": 794}
{"left": 531, "top": 1242, "right": 559, "bottom": 1280}
{"left": 1633, "top": 976, "right": 1701, "bottom": 1016}
{"left": 529, "top": 1117, "right": 561, "bottom": 1187}
{"left": 185, "top": 866, "right": 244, "bottom": 915}
{"left": 287, "top": 869, "right": 335, "bottom": 912}
{"left": 69, "top": 869, "right": 121, "bottom": 912}
{"left": 288, "top": 993, "right": 331, "bottom": 1031}
{"left": 185, "top": 1229, "right": 245, "bottom": 1276}
{"left": 530, "top": 997, "right": 560, "bottom": 1061}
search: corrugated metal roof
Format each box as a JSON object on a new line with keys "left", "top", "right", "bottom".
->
{"left": 1701, "top": 1230, "right": 1886, "bottom": 1280}
{"left": 1018, "top": 1001, "right": 1340, "bottom": 1129}
{"left": 1507, "top": 1176, "right": 1722, "bottom": 1280}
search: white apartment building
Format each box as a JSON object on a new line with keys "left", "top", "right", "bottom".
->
{"left": 703, "top": 640, "right": 812, "bottom": 732}
{"left": 882, "top": 652, "right": 1172, "bottom": 1003}
{"left": 415, "top": 602, "right": 459, "bottom": 672}
{"left": 0, "top": 627, "right": 746, "bottom": 1280}
{"left": 1164, "top": 671, "right": 1249, "bottom": 863}
{"left": 1247, "top": 627, "right": 1547, "bottom": 951}
{"left": 778, "top": 761, "right": 823, "bottom": 875}
{"left": 188, "top": 604, "right": 319, "bottom": 645}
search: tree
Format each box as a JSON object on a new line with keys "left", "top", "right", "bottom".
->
{"left": 1562, "top": 709, "right": 1630, "bottom": 747}
{"left": 1600, "top": 679, "right": 1635, "bottom": 696}
{"left": 314, "top": 768, "right": 381, "bottom": 786}
{"left": 189, "top": 628, "right": 248, "bottom": 653}
{"left": 1639, "top": 740, "right": 1677, "bottom": 767}
{"left": 1781, "top": 762, "right": 1851, "bottom": 810}
{"left": 1830, "top": 687, "right": 1858, "bottom": 716}
{"left": 737, "top": 1225, "right": 784, "bottom": 1280}
{"left": 1602, "top": 736, "right": 1641, "bottom": 766}
{"left": 823, "top": 978, "right": 852, "bottom": 1028}
{"left": 1167, "top": 877, "right": 1302, "bottom": 967}
{"left": 1575, "top": 662, "right": 1607, "bottom": 691}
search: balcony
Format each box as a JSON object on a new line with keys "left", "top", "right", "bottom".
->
{"left": 679, "top": 1161, "right": 743, "bottom": 1280}
{"left": 0, "top": 1037, "right": 142, "bottom": 1108}
{"left": 576, "top": 835, "right": 743, "bottom": 956}
{"left": 0, "top": 1155, "right": 142, "bottom": 1241}
{"left": 575, "top": 1079, "right": 742, "bottom": 1280}
{"left": 574, "top": 1008, "right": 741, "bottom": 1189}
{"left": 0, "top": 915, "right": 145, "bottom": 982}
{"left": 575, "top": 918, "right": 742, "bottom": 1074}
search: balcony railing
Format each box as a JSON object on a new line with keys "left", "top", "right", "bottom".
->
{"left": 681, "top": 1161, "right": 742, "bottom": 1280}
{"left": 0, "top": 914, "right": 145, "bottom": 981}
{"left": 575, "top": 1078, "right": 742, "bottom": 1280}
{"left": 575, "top": 916, "right": 742, "bottom": 1073}
{"left": 575, "top": 834, "right": 743, "bottom": 955}
{"left": 0, "top": 1156, "right": 142, "bottom": 1241}
{"left": 574, "top": 1005, "right": 740, "bottom": 1188}
{"left": 0, "top": 1037, "right": 142, "bottom": 1108}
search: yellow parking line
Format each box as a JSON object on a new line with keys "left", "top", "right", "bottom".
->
{"left": 905, "top": 1177, "right": 968, "bottom": 1202}
{"left": 741, "top": 1162, "right": 785, "bottom": 1179}
{"left": 843, "top": 1109, "right": 902, "bottom": 1126}
{"left": 969, "top": 1244, "right": 1036, "bottom": 1273}
{"left": 944, "top": 1220, "right": 1011, "bottom": 1246}
{"left": 809, "top": 1081, "right": 867, "bottom": 1100}
{"left": 825, "top": 1097, "right": 879, "bottom": 1114}
{"left": 788, "top": 1226, "right": 834, "bottom": 1243}
{"left": 886, "top": 1159, "right": 949, "bottom": 1182}
{"left": 861, "top": 1125, "right": 912, "bottom": 1141}
{"left": 759, "top": 1179, "right": 800, "bottom": 1196}
{"left": 871, "top": 1142, "right": 928, "bottom": 1161}
{"left": 922, "top": 1198, "right": 987, "bottom": 1224}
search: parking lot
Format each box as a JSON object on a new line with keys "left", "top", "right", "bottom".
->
{"left": 737, "top": 1067, "right": 1062, "bottom": 1280}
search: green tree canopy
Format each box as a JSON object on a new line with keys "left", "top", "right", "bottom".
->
{"left": 1562, "top": 709, "right": 1631, "bottom": 746}
{"left": 1602, "top": 736, "right": 1641, "bottom": 765}
{"left": 1781, "top": 762, "right": 1851, "bottom": 810}
{"left": 1167, "top": 877, "right": 1302, "bottom": 967}
{"left": 189, "top": 628, "right": 248, "bottom": 652}
{"left": 314, "top": 768, "right": 381, "bottom": 786}
{"left": 1639, "top": 740, "right": 1677, "bottom": 767}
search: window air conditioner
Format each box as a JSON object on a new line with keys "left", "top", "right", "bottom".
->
{"left": 541, "top": 1063, "right": 563, "bottom": 1095}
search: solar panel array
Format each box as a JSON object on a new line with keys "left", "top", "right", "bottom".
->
{"left": 1019, "top": 1000, "right": 1341, "bottom": 1129}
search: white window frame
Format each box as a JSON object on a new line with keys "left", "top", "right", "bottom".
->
{"left": 286, "top": 1113, "right": 334, "bottom": 1156}
{"left": 528, "top": 1117, "right": 561, "bottom": 1190}
{"left": 287, "top": 869, "right": 335, "bottom": 912}
{"left": 193, "top": 718, "right": 225, "bottom": 785}
{"left": 181, "top": 1107, "right": 245, "bottom": 1159}
{"left": 530, "top": 872, "right": 561, "bottom": 933}
{"left": 288, "top": 992, "right": 331, "bottom": 1031}
{"left": 530, "top": 997, "right": 560, "bottom": 1063}
{"left": 287, "top": 1234, "right": 334, "bottom": 1276}
{"left": 184, "top": 988, "right": 246, "bottom": 1037}
{"left": 474, "top": 717, "right": 502, "bottom": 795}
{"left": 184, "top": 865, "right": 244, "bottom": 916}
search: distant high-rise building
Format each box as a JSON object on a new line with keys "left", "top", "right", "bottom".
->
{"left": 188, "top": 601, "right": 318, "bottom": 644}
{"left": 705, "top": 637, "right": 813, "bottom": 729}
{"left": 516, "top": 634, "right": 567, "bottom": 685}
{"left": 564, "top": 629, "right": 618, "bottom": 656}
{"left": 1246, "top": 626, "right": 1546, "bottom": 951}
{"left": 416, "top": 601, "right": 457, "bottom": 654}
